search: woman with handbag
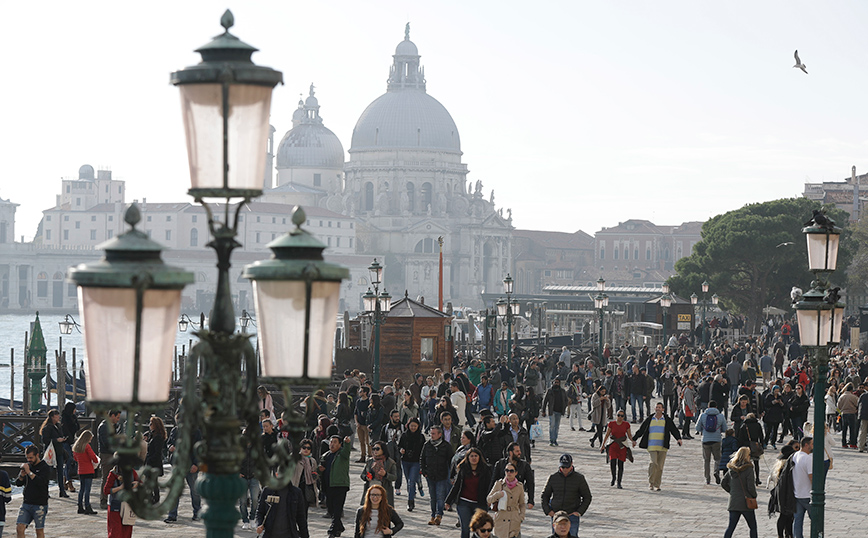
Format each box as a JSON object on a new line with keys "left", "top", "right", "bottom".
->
{"left": 588, "top": 386, "right": 612, "bottom": 448}
{"left": 104, "top": 465, "right": 140, "bottom": 538}
{"left": 735, "top": 413, "right": 764, "bottom": 485}
{"left": 291, "top": 439, "right": 319, "bottom": 507}
{"left": 720, "top": 446, "right": 759, "bottom": 538}
{"left": 485, "top": 462, "right": 525, "bottom": 538}
{"left": 39, "top": 410, "right": 70, "bottom": 498}
{"left": 71, "top": 430, "right": 99, "bottom": 514}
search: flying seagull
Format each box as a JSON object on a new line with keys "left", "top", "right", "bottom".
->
{"left": 776, "top": 241, "right": 795, "bottom": 248}
{"left": 793, "top": 50, "right": 808, "bottom": 74}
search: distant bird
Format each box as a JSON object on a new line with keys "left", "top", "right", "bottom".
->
{"left": 793, "top": 50, "right": 808, "bottom": 74}
{"left": 777, "top": 241, "right": 795, "bottom": 248}
{"left": 791, "top": 287, "right": 803, "bottom": 304}
{"left": 824, "top": 287, "right": 841, "bottom": 305}
{"left": 804, "top": 209, "right": 835, "bottom": 229}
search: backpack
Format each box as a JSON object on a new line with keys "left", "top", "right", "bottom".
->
{"left": 704, "top": 412, "right": 718, "bottom": 433}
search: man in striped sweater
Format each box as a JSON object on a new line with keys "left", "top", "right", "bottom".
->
{"left": 634, "top": 402, "right": 682, "bottom": 491}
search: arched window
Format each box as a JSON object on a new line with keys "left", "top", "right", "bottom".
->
{"left": 624, "top": 248, "right": 629, "bottom": 260}
{"left": 52, "top": 272, "right": 64, "bottom": 280}
{"left": 634, "top": 248, "right": 639, "bottom": 260}
{"left": 364, "top": 182, "right": 374, "bottom": 211}
{"left": 424, "top": 238, "right": 433, "bottom": 253}
{"left": 415, "top": 240, "right": 424, "bottom": 253}
{"left": 646, "top": 248, "right": 651, "bottom": 260}
{"left": 406, "top": 182, "right": 415, "bottom": 212}
{"left": 37, "top": 272, "right": 48, "bottom": 298}
{"left": 190, "top": 228, "right": 198, "bottom": 247}
{"left": 614, "top": 248, "right": 619, "bottom": 260}
{"left": 420, "top": 182, "right": 433, "bottom": 211}
{"left": 600, "top": 248, "right": 605, "bottom": 260}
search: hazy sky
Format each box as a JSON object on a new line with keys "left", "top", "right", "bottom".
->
{"left": 3, "top": 1, "right": 868, "bottom": 241}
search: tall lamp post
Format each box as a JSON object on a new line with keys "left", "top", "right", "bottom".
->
{"left": 690, "top": 281, "right": 719, "bottom": 348}
{"left": 594, "top": 277, "right": 609, "bottom": 361}
{"left": 364, "top": 258, "right": 391, "bottom": 390}
{"left": 497, "top": 274, "right": 517, "bottom": 361}
{"left": 66, "top": 12, "right": 348, "bottom": 537}
{"left": 660, "top": 283, "right": 672, "bottom": 345}
{"left": 793, "top": 211, "right": 843, "bottom": 538}
{"left": 526, "top": 301, "right": 547, "bottom": 355}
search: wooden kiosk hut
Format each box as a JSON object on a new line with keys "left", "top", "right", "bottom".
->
{"left": 378, "top": 292, "right": 454, "bottom": 382}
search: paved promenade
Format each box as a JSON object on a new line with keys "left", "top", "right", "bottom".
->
{"left": 10, "top": 411, "right": 868, "bottom": 537}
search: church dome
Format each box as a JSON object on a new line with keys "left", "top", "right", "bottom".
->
{"left": 276, "top": 85, "right": 345, "bottom": 169}
{"left": 350, "top": 26, "right": 460, "bottom": 155}
{"left": 350, "top": 91, "right": 460, "bottom": 153}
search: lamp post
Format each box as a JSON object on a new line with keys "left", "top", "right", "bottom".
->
{"left": 793, "top": 210, "right": 843, "bottom": 538}
{"left": 66, "top": 12, "right": 348, "bottom": 537}
{"left": 594, "top": 277, "right": 609, "bottom": 361}
{"left": 364, "top": 259, "right": 391, "bottom": 390}
{"left": 497, "top": 274, "right": 516, "bottom": 361}
{"left": 690, "top": 281, "right": 719, "bottom": 348}
{"left": 660, "top": 283, "right": 672, "bottom": 346}
{"left": 526, "top": 301, "right": 547, "bottom": 355}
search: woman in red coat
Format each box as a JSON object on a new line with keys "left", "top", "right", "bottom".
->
{"left": 72, "top": 430, "right": 99, "bottom": 514}
{"left": 104, "top": 466, "right": 139, "bottom": 538}
{"left": 601, "top": 409, "right": 636, "bottom": 489}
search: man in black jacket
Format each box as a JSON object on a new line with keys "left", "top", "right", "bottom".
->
{"left": 477, "top": 415, "right": 504, "bottom": 465}
{"left": 164, "top": 421, "right": 203, "bottom": 523}
{"left": 491, "top": 442, "right": 535, "bottom": 508}
{"left": 97, "top": 410, "right": 122, "bottom": 509}
{"left": 541, "top": 454, "right": 592, "bottom": 537}
{"left": 498, "top": 413, "right": 532, "bottom": 464}
{"left": 256, "top": 484, "right": 310, "bottom": 538}
{"left": 541, "top": 377, "right": 568, "bottom": 446}
{"left": 15, "top": 445, "right": 50, "bottom": 538}
{"left": 420, "top": 425, "right": 454, "bottom": 526}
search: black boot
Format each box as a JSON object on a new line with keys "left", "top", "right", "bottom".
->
{"left": 78, "top": 506, "right": 86, "bottom": 514}
{"left": 408, "top": 499, "right": 415, "bottom": 512}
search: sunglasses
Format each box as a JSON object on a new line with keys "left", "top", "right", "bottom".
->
{"left": 369, "top": 493, "right": 382, "bottom": 498}
{"left": 372, "top": 447, "right": 382, "bottom": 452}
{"left": 617, "top": 414, "right": 626, "bottom": 418}
{"left": 301, "top": 446, "right": 312, "bottom": 451}
{"left": 478, "top": 528, "right": 493, "bottom": 534}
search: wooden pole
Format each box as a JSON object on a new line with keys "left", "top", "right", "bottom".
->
{"left": 72, "top": 348, "right": 76, "bottom": 405}
{"left": 10, "top": 348, "right": 14, "bottom": 409}
{"left": 23, "top": 330, "right": 29, "bottom": 415}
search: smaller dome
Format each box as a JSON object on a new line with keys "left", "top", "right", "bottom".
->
{"left": 396, "top": 39, "right": 418, "bottom": 56}
{"left": 305, "top": 94, "right": 319, "bottom": 108}
{"left": 78, "top": 164, "right": 95, "bottom": 180}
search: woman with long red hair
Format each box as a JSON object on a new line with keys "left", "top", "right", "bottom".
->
{"left": 354, "top": 484, "right": 404, "bottom": 538}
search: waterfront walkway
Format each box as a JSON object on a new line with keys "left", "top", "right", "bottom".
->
{"left": 10, "top": 417, "right": 867, "bottom": 537}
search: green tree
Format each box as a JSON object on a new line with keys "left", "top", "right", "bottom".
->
{"left": 667, "top": 198, "right": 851, "bottom": 333}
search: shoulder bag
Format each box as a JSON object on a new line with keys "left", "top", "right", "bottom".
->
{"left": 737, "top": 470, "right": 758, "bottom": 510}
{"left": 120, "top": 501, "right": 137, "bottom": 526}
{"left": 746, "top": 426, "right": 763, "bottom": 459}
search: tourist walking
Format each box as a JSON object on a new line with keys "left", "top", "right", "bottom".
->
{"left": 541, "top": 377, "right": 568, "bottom": 446}
{"left": 360, "top": 441, "right": 398, "bottom": 506}
{"left": 764, "top": 386, "right": 785, "bottom": 449}
{"left": 695, "top": 400, "right": 726, "bottom": 485}
{"left": 445, "top": 448, "right": 492, "bottom": 538}
{"left": 469, "top": 509, "right": 496, "bottom": 538}
{"left": 566, "top": 376, "right": 584, "bottom": 431}
{"left": 104, "top": 464, "right": 139, "bottom": 538}
{"left": 38, "top": 410, "right": 69, "bottom": 498}
{"left": 420, "top": 425, "right": 454, "bottom": 526}
{"left": 397, "top": 418, "right": 425, "bottom": 512}
{"left": 588, "top": 386, "right": 612, "bottom": 448}
{"left": 354, "top": 484, "right": 404, "bottom": 538}
{"left": 355, "top": 387, "right": 371, "bottom": 462}
{"left": 97, "top": 410, "right": 121, "bottom": 510}
{"left": 15, "top": 445, "right": 50, "bottom": 538}
{"left": 547, "top": 511, "right": 578, "bottom": 538}
{"left": 791, "top": 436, "right": 813, "bottom": 538}
{"left": 492, "top": 442, "right": 535, "bottom": 510}
{"left": 601, "top": 410, "right": 635, "bottom": 489}
{"left": 634, "top": 402, "right": 683, "bottom": 491}
{"left": 256, "top": 483, "right": 309, "bottom": 538}
{"left": 60, "top": 402, "right": 80, "bottom": 494}
{"left": 540, "top": 454, "right": 592, "bottom": 537}
{"left": 721, "top": 446, "right": 759, "bottom": 538}
{"left": 319, "top": 435, "right": 353, "bottom": 538}
{"left": 71, "top": 430, "right": 99, "bottom": 514}
{"left": 486, "top": 461, "right": 526, "bottom": 538}
{"left": 735, "top": 413, "right": 764, "bottom": 485}
{"left": 144, "top": 416, "right": 166, "bottom": 503}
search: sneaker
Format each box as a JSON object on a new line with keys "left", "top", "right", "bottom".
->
{"left": 714, "top": 472, "right": 721, "bottom": 485}
{"left": 241, "top": 522, "right": 249, "bottom": 530}
{"left": 164, "top": 517, "right": 177, "bottom": 523}
{"left": 455, "top": 521, "right": 461, "bottom": 528}
{"left": 418, "top": 486, "right": 425, "bottom": 497}
{"left": 395, "top": 489, "right": 402, "bottom": 496}
{"left": 571, "top": 427, "right": 576, "bottom": 431}
{"left": 192, "top": 515, "right": 200, "bottom": 522}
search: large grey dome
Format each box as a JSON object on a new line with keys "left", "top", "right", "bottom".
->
{"left": 276, "top": 124, "right": 344, "bottom": 169}
{"left": 350, "top": 90, "right": 460, "bottom": 153}
{"left": 276, "top": 85, "right": 345, "bottom": 169}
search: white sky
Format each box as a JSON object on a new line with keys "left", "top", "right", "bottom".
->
{"left": 3, "top": 1, "right": 868, "bottom": 241}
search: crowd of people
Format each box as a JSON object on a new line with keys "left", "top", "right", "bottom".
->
{"left": 9, "top": 314, "right": 868, "bottom": 538}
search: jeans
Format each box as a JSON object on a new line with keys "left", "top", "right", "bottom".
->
{"left": 238, "top": 477, "right": 260, "bottom": 523}
{"left": 730, "top": 385, "right": 740, "bottom": 405}
{"left": 457, "top": 499, "right": 484, "bottom": 538}
{"left": 613, "top": 395, "right": 625, "bottom": 414}
{"left": 549, "top": 412, "right": 562, "bottom": 443}
{"left": 793, "top": 497, "right": 811, "bottom": 538}
{"left": 426, "top": 477, "right": 450, "bottom": 517}
{"left": 53, "top": 445, "right": 65, "bottom": 493}
{"left": 63, "top": 443, "right": 76, "bottom": 483}
{"left": 723, "top": 510, "right": 758, "bottom": 538}
{"left": 550, "top": 513, "right": 580, "bottom": 536}
{"left": 791, "top": 416, "right": 806, "bottom": 441}
{"left": 168, "top": 472, "right": 201, "bottom": 518}
{"left": 402, "top": 461, "right": 421, "bottom": 504}
{"left": 78, "top": 476, "right": 93, "bottom": 509}
{"left": 630, "top": 394, "right": 644, "bottom": 421}
{"left": 569, "top": 403, "right": 583, "bottom": 429}
{"left": 841, "top": 413, "right": 857, "bottom": 446}
{"left": 663, "top": 394, "right": 677, "bottom": 417}
{"left": 764, "top": 422, "right": 780, "bottom": 447}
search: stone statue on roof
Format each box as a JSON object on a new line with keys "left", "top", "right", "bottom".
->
{"left": 309, "top": 82, "right": 315, "bottom": 96}
{"left": 405, "top": 22, "right": 410, "bottom": 40}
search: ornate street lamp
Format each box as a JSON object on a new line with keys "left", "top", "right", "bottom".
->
{"left": 594, "top": 278, "right": 607, "bottom": 360}
{"left": 499, "top": 274, "right": 516, "bottom": 362}
{"left": 67, "top": 12, "right": 346, "bottom": 537}
{"left": 689, "top": 283, "right": 718, "bottom": 348}
{"left": 794, "top": 210, "right": 843, "bottom": 538}
{"left": 365, "top": 259, "right": 390, "bottom": 389}
{"left": 58, "top": 314, "right": 82, "bottom": 335}
{"left": 660, "top": 292, "right": 672, "bottom": 344}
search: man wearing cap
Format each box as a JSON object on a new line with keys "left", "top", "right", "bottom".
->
{"left": 548, "top": 511, "right": 578, "bottom": 538}
{"left": 634, "top": 402, "right": 682, "bottom": 491}
{"left": 541, "top": 454, "right": 592, "bottom": 537}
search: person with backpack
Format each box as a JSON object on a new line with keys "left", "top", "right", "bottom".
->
{"left": 768, "top": 444, "right": 798, "bottom": 538}
{"left": 695, "top": 400, "right": 727, "bottom": 485}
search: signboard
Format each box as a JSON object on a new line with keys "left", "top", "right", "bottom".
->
{"left": 677, "top": 314, "right": 692, "bottom": 322}
{"left": 677, "top": 322, "right": 691, "bottom": 330}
